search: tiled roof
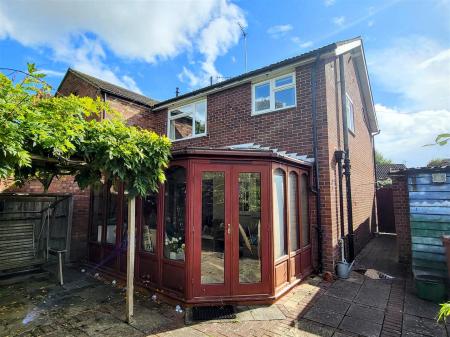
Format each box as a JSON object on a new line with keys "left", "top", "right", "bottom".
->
{"left": 376, "top": 164, "right": 407, "bottom": 180}
{"left": 67, "top": 69, "right": 158, "bottom": 107}
{"left": 153, "top": 37, "right": 362, "bottom": 108}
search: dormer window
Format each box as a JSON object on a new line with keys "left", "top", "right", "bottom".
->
{"left": 252, "top": 72, "right": 296, "bottom": 115}
{"left": 168, "top": 100, "right": 207, "bottom": 141}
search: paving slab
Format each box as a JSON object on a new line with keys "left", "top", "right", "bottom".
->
{"left": 354, "top": 285, "right": 389, "bottom": 309}
{"left": 325, "top": 279, "right": 361, "bottom": 301}
{"left": 346, "top": 303, "right": 384, "bottom": 324}
{"left": 402, "top": 313, "right": 446, "bottom": 337}
{"left": 248, "top": 304, "right": 286, "bottom": 320}
{"left": 313, "top": 295, "right": 351, "bottom": 315}
{"left": 295, "top": 318, "right": 335, "bottom": 337}
{"left": 332, "top": 330, "right": 359, "bottom": 337}
{"left": 129, "top": 306, "right": 174, "bottom": 334}
{"left": 346, "top": 271, "right": 366, "bottom": 284}
{"left": 303, "top": 306, "right": 344, "bottom": 328}
{"left": 339, "top": 315, "right": 381, "bottom": 337}
{"left": 404, "top": 292, "right": 440, "bottom": 320}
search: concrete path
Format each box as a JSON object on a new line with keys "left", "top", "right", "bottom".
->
{"left": 0, "top": 235, "right": 447, "bottom": 337}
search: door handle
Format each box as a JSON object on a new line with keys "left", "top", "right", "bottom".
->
{"left": 227, "top": 224, "right": 231, "bottom": 235}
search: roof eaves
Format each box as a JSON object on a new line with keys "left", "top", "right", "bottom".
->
{"left": 153, "top": 41, "right": 348, "bottom": 110}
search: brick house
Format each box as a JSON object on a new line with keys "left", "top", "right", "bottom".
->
{"left": 8, "top": 37, "right": 379, "bottom": 304}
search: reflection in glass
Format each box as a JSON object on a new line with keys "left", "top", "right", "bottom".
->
{"left": 275, "top": 75, "right": 293, "bottom": 87}
{"left": 273, "top": 169, "right": 286, "bottom": 259}
{"left": 254, "top": 83, "right": 270, "bottom": 111}
{"left": 275, "top": 87, "right": 295, "bottom": 109}
{"left": 90, "top": 184, "right": 105, "bottom": 242}
{"left": 238, "top": 173, "right": 261, "bottom": 283}
{"left": 301, "top": 175, "right": 310, "bottom": 247}
{"left": 289, "top": 172, "right": 299, "bottom": 251}
{"left": 106, "top": 181, "right": 117, "bottom": 244}
{"left": 170, "top": 116, "right": 193, "bottom": 140}
{"left": 164, "top": 167, "right": 186, "bottom": 260}
{"left": 195, "top": 101, "right": 206, "bottom": 135}
{"left": 142, "top": 193, "right": 157, "bottom": 253}
{"left": 201, "top": 172, "right": 225, "bottom": 284}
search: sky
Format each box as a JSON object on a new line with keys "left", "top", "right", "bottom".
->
{"left": 0, "top": 0, "right": 449, "bottom": 167}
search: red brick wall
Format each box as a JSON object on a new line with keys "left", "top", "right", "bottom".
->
{"left": 151, "top": 66, "right": 315, "bottom": 157}
{"left": 391, "top": 173, "right": 411, "bottom": 264}
{"left": 321, "top": 55, "right": 377, "bottom": 269}
{"left": 58, "top": 73, "right": 100, "bottom": 98}
{"left": 142, "top": 56, "right": 376, "bottom": 273}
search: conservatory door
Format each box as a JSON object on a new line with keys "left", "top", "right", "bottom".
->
{"left": 192, "top": 163, "right": 270, "bottom": 298}
{"left": 192, "top": 164, "right": 232, "bottom": 297}
{"left": 231, "top": 165, "right": 270, "bottom": 296}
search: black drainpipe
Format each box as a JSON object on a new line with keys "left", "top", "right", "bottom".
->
{"left": 311, "top": 54, "right": 323, "bottom": 273}
{"left": 339, "top": 54, "right": 355, "bottom": 262}
{"left": 335, "top": 150, "right": 345, "bottom": 240}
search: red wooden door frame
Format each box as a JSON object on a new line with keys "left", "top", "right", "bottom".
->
{"left": 192, "top": 161, "right": 271, "bottom": 298}
{"left": 192, "top": 163, "right": 232, "bottom": 297}
{"left": 230, "top": 164, "right": 271, "bottom": 296}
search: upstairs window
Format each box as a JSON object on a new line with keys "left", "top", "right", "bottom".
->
{"left": 346, "top": 94, "right": 355, "bottom": 134}
{"left": 168, "top": 100, "right": 206, "bottom": 140}
{"left": 252, "top": 72, "right": 296, "bottom": 115}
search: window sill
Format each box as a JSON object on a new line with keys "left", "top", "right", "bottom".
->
{"left": 251, "top": 105, "right": 296, "bottom": 116}
{"left": 169, "top": 133, "right": 207, "bottom": 142}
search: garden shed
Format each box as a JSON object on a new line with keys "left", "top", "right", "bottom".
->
{"left": 0, "top": 193, "right": 73, "bottom": 276}
{"left": 408, "top": 166, "right": 450, "bottom": 282}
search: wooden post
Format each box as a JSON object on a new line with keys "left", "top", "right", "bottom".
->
{"left": 126, "top": 196, "right": 136, "bottom": 323}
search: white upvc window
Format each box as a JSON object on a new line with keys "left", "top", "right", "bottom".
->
{"left": 345, "top": 93, "right": 355, "bottom": 134}
{"left": 252, "top": 72, "right": 296, "bottom": 115}
{"left": 168, "top": 99, "right": 207, "bottom": 141}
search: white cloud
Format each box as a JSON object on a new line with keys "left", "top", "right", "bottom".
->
{"left": 38, "top": 69, "right": 65, "bottom": 78}
{"left": 369, "top": 36, "right": 450, "bottom": 111}
{"left": 267, "top": 24, "right": 293, "bottom": 38}
{"left": 375, "top": 104, "right": 450, "bottom": 166}
{"left": 291, "top": 37, "right": 313, "bottom": 49}
{"left": 332, "top": 16, "right": 346, "bottom": 27}
{"left": 324, "top": 0, "right": 336, "bottom": 6}
{"left": 0, "top": 0, "right": 246, "bottom": 92}
{"left": 367, "top": 20, "right": 375, "bottom": 27}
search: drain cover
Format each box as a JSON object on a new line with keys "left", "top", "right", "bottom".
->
{"left": 192, "top": 305, "right": 236, "bottom": 321}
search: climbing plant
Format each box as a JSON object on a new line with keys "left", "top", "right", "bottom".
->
{"left": 0, "top": 64, "right": 171, "bottom": 196}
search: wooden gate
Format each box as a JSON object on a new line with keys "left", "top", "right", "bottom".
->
{"left": 376, "top": 187, "right": 396, "bottom": 233}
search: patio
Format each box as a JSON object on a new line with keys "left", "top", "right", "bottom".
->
{"left": 0, "top": 235, "right": 447, "bottom": 337}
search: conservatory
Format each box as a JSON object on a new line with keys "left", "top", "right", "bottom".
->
{"left": 87, "top": 147, "right": 313, "bottom": 305}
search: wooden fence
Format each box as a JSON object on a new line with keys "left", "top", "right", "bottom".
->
{"left": 0, "top": 193, "right": 73, "bottom": 275}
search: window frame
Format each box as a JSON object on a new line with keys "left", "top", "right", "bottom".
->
{"left": 167, "top": 99, "right": 207, "bottom": 141}
{"left": 345, "top": 93, "right": 355, "bottom": 135}
{"left": 300, "top": 173, "right": 311, "bottom": 248}
{"left": 288, "top": 170, "right": 301, "bottom": 253}
{"left": 273, "top": 167, "right": 288, "bottom": 261}
{"left": 252, "top": 72, "right": 297, "bottom": 115}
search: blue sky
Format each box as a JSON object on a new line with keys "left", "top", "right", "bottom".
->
{"left": 1, "top": 0, "right": 449, "bottom": 166}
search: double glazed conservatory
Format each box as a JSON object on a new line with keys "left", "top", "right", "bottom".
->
{"left": 87, "top": 147, "right": 313, "bottom": 305}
